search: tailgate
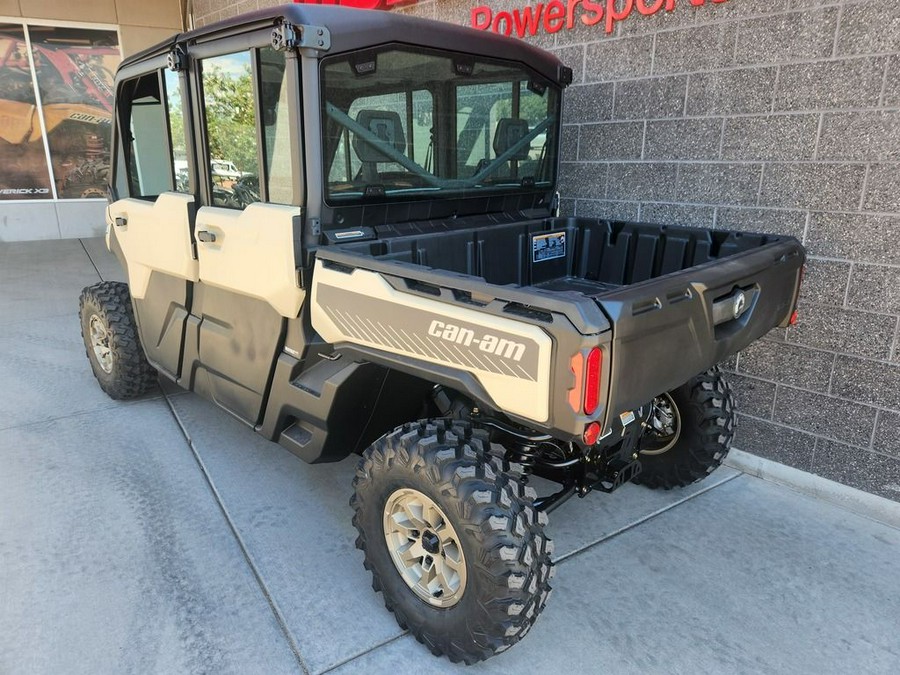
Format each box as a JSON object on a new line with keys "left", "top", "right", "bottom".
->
{"left": 596, "top": 237, "right": 804, "bottom": 419}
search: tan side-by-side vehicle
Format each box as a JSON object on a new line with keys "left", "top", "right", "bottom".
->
{"left": 79, "top": 5, "right": 805, "bottom": 663}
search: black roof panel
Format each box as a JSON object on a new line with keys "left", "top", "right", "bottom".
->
{"left": 120, "top": 5, "right": 567, "bottom": 85}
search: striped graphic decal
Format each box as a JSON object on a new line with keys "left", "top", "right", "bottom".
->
{"left": 318, "top": 291, "right": 537, "bottom": 382}
{"left": 311, "top": 262, "right": 552, "bottom": 422}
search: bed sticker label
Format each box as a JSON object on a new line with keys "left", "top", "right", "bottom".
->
{"left": 532, "top": 231, "right": 566, "bottom": 262}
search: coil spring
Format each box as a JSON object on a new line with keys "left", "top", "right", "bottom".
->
{"left": 506, "top": 448, "right": 537, "bottom": 475}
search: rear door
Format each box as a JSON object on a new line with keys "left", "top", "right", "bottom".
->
{"left": 108, "top": 67, "right": 197, "bottom": 378}
{"left": 182, "top": 44, "right": 304, "bottom": 424}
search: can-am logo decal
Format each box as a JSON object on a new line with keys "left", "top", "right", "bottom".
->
{"left": 428, "top": 320, "right": 527, "bottom": 362}
{"left": 315, "top": 283, "right": 541, "bottom": 381}
{"left": 472, "top": 0, "right": 730, "bottom": 37}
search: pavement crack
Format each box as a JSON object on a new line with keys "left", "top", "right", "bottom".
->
{"left": 554, "top": 471, "right": 743, "bottom": 566}
{"left": 79, "top": 238, "right": 105, "bottom": 281}
{"left": 316, "top": 631, "right": 408, "bottom": 675}
{"left": 161, "top": 391, "right": 311, "bottom": 675}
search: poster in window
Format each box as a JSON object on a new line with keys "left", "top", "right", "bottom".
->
{"left": 0, "top": 24, "right": 53, "bottom": 200}
{"left": 29, "top": 25, "right": 120, "bottom": 199}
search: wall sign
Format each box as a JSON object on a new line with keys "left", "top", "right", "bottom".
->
{"left": 472, "top": 0, "right": 729, "bottom": 37}
{"left": 292, "top": 0, "right": 729, "bottom": 38}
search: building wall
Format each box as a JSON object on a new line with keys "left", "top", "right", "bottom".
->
{"left": 0, "top": 1, "right": 184, "bottom": 242}
{"left": 1, "top": 1, "right": 183, "bottom": 58}
{"left": 192, "top": 0, "right": 900, "bottom": 501}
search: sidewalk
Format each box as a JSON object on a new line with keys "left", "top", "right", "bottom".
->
{"left": 1, "top": 239, "right": 898, "bottom": 674}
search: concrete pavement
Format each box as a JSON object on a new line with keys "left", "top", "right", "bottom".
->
{"left": 1, "top": 239, "right": 898, "bottom": 674}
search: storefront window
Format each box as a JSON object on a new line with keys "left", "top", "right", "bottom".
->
{"left": 29, "top": 25, "right": 120, "bottom": 199}
{"left": 0, "top": 24, "right": 53, "bottom": 200}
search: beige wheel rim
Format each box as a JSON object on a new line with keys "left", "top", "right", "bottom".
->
{"left": 640, "top": 392, "right": 681, "bottom": 456}
{"left": 89, "top": 314, "right": 113, "bottom": 374}
{"left": 382, "top": 488, "right": 467, "bottom": 608}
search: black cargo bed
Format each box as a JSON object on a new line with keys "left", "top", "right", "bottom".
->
{"left": 323, "top": 216, "right": 804, "bottom": 428}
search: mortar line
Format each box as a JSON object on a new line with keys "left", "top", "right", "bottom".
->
{"left": 78, "top": 238, "right": 104, "bottom": 282}
{"left": 878, "top": 58, "right": 890, "bottom": 107}
{"left": 770, "top": 383, "right": 779, "bottom": 420}
{"left": 734, "top": 365, "right": 898, "bottom": 412}
{"left": 554, "top": 471, "right": 743, "bottom": 565}
{"left": 812, "top": 112, "right": 825, "bottom": 161}
{"left": 162, "top": 392, "right": 311, "bottom": 675}
{"left": 826, "top": 352, "right": 838, "bottom": 396}
{"left": 586, "top": 52, "right": 894, "bottom": 87}
{"left": 316, "top": 632, "right": 410, "bottom": 675}
{"left": 769, "top": 66, "right": 779, "bottom": 114}
{"left": 842, "top": 262, "right": 854, "bottom": 308}
{"left": 717, "top": 117, "right": 726, "bottom": 159}
{"left": 869, "top": 409, "right": 880, "bottom": 450}
{"left": 560, "top": 2, "right": 846, "bottom": 50}
{"left": 736, "top": 411, "right": 898, "bottom": 459}
{"left": 607, "top": 106, "right": 900, "bottom": 124}
{"left": 858, "top": 163, "right": 871, "bottom": 211}
{"left": 831, "top": 3, "right": 843, "bottom": 58}
{"left": 891, "top": 317, "right": 900, "bottom": 363}
{"left": 755, "top": 162, "right": 765, "bottom": 206}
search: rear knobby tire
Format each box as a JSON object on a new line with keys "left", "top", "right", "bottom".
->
{"left": 351, "top": 419, "right": 554, "bottom": 664}
{"left": 79, "top": 281, "right": 157, "bottom": 400}
{"left": 635, "top": 367, "right": 735, "bottom": 489}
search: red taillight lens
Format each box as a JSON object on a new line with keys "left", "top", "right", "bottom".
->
{"left": 583, "top": 347, "right": 602, "bottom": 415}
{"left": 583, "top": 422, "right": 601, "bottom": 445}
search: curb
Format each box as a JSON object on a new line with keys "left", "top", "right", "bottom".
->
{"left": 725, "top": 448, "right": 900, "bottom": 530}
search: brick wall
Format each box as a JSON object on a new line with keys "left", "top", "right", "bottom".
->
{"left": 193, "top": 0, "right": 900, "bottom": 501}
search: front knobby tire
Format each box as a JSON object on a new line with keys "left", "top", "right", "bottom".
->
{"left": 351, "top": 419, "right": 554, "bottom": 664}
{"left": 79, "top": 281, "right": 157, "bottom": 399}
{"left": 635, "top": 367, "right": 736, "bottom": 489}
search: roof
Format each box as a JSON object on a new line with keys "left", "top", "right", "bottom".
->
{"left": 119, "top": 4, "right": 569, "bottom": 85}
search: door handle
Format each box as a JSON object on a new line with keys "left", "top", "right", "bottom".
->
{"left": 114, "top": 216, "right": 127, "bottom": 227}
{"left": 197, "top": 230, "right": 217, "bottom": 243}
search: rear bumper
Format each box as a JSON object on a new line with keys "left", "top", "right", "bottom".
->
{"left": 595, "top": 238, "right": 805, "bottom": 425}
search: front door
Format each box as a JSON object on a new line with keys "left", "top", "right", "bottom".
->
{"left": 182, "top": 46, "right": 304, "bottom": 424}
{"left": 110, "top": 68, "right": 196, "bottom": 379}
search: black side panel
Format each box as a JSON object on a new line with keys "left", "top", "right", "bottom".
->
{"left": 131, "top": 271, "right": 190, "bottom": 378}
{"left": 260, "top": 355, "right": 389, "bottom": 463}
{"left": 183, "top": 283, "right": 285, "bottom": 424}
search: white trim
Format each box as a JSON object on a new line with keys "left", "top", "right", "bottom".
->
{"left": 0, "top": 16, "right": 120, "bottom": 31}
{"left": 21, "top": 23, "right": 59, "bottom": 200}
{"left": 0, "top": 198, "right": 106, "bottom": 204}
{"left": 726, "top": 448, "right": 900, "bottom": 530}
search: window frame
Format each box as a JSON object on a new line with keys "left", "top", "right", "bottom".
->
{"left": 116, "top": 69, "right": 178, "bottom": 200}
{"left": 192, "top": 42, "right": 301, "bottom": 210}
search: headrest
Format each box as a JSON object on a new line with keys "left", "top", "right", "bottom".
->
{"left": 492, "top": 118, "right": 531, "bottom": 161}
{"left": 353, "top": 109, "right": 406, "bottom": 163}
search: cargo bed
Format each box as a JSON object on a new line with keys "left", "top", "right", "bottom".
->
{"left": 314, "top": 217, "right": 804, "bottom": 436}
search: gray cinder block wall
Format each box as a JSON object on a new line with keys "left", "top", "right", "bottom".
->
{"left": 193, "top": 0, "right": 900, "bottom": 502}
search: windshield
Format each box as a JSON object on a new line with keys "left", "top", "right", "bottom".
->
{"left": 321, "top": 46, "right": 560, "bottom": 204}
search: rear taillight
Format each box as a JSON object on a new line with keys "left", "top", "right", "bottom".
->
{"left": 583, "top": 347, "right": 602, "bottom": 415}
{"left": 789, "top": 265, "right": 804, "bottom": 327}
{"left": 583, "top": 422, "right": 601, "bottom": 445}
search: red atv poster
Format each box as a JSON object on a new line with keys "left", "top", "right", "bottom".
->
{"left": 0, "top": 24, "right": 120, "bottom": 201}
